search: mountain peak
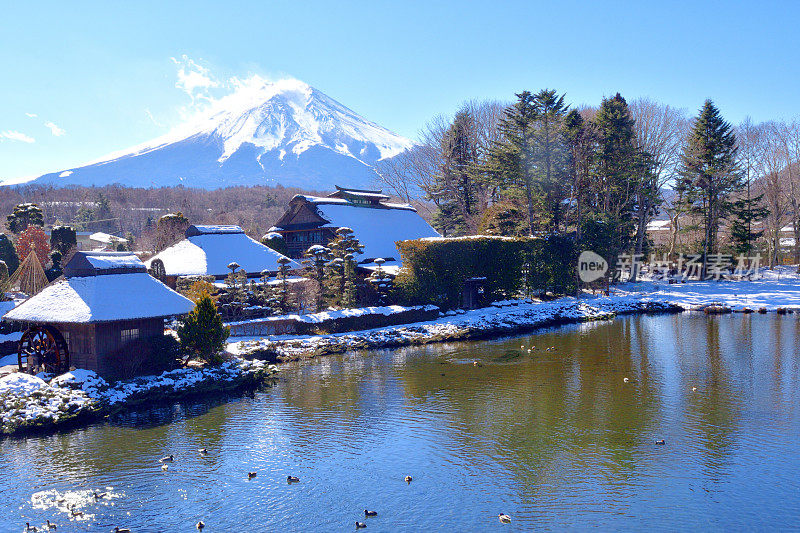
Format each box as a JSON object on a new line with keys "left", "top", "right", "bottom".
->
{"left": 25, "top": 79, "right": 414, "bottom": 191}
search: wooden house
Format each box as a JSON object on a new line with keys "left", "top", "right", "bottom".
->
{"left": 270, "top": 186, "right": 440, "bottom": 272}
{"left": 3, "top": 251, "right": 195, "bottom": 380}
{"left": 146, "top": 225, "right": 298, "bottom": 288}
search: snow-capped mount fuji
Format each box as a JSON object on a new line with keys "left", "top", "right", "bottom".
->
{"left": 29, "top": 79, "right": 415, "bottom": 190}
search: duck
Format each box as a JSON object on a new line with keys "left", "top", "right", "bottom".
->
{"left": 473, "top": 361, "right": 482, "bottom": 367}
{"left": 498, "top": 513, "right": 511, "bottom": 523}
{"left": 287, "top": 475, "right": 300, "bottom": 483}
{"left": 46, "top": 520, "right": 57, "bottom": 530}
{"left": 355, "top": 522, "right": 367, "bottom": 529}
{"left": 655, "top": 439, "right": 666, "bottom": 445}
{"left": 198, "top": 448, "right": 208, "bottom": 455}
{"left": 196, "top": 521, "right": 205, "bottom": 530}
{"left": 25, "top": 523, "right": 38, "bottom": 532}
{"left": 162, "top": 464, "right": 169, "bottom": 471}
{"left": 113, "top": 528, "right": 132, "bottom": 533}
{"left": 364, "top": 510, "right": 378, "bottom": 517}
{"left": 159, "top": 454, "right": 174, "bottom": 463}
{"left": 404, "top": 475, "right": 412, "bottom": 483}
{"left": 623, "top": 377, "right": 629, "bottom": 383}
{"left": 692, "top": 386, "right": 697, "bottom": 392}
{"left": 93, "top": 491, "right": 106, "bottom": 499}
{"left": 248, "top": 472, "right": 257, "bottom": 479}
{"left": 69, "top": 505, "right": 83, "bottom": 518}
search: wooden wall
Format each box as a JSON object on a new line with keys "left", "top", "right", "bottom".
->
{"left": 58, "top": 317, "right": 165, "bottom": 380}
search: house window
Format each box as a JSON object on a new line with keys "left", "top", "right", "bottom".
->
{"left": 121, "top": 328, "right": 140, "bottom": 344}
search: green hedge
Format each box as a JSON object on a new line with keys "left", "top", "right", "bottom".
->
{"left": 393, "top": 235, "right": 577, "bottom": 309}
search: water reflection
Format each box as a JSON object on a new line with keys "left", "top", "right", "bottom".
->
{"left": 2, "top": 314, "right": 800, "bottom": 531}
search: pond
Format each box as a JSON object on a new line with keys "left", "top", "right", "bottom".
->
{"left": 2, "top": 313, "right": 800, "bottom": 531}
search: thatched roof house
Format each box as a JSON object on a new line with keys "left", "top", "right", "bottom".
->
{"left": 270, "top": 186, "right": 440, "bottom": 271}
{"left": 3, "top": 251, "right": 194, "bottom": 379}
{"left": 146, "top": 225, "right": 298, "bottom": 286}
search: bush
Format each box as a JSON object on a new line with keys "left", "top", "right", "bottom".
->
{"left": 148, "top": 334, "right": 184, "bottom": 372}
{"left": 393, "top": 235, "right": 577, "bottom": 309}
{"left": 108, "top": 334, "right": 184, "bottom": 380}
{"left": 176, "top": 275, "right": 218, "bottom": 302}
{"left": 261, "top": 232, "right": 289, "bottom": 256}
{"left": 177, "top": 292, "right": 230, "bottom": 365}
{"left": 0, "top": 233, "right": 19, "bottom": 274}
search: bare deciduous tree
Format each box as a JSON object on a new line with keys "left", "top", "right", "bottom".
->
{"left": 629, "top": 98, "right": 688, "bottom": 261}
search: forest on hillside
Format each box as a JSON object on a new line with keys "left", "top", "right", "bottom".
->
{"left": 0, "top": 184, "right": 323, "bottom": 250}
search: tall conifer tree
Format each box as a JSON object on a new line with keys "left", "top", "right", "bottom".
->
{"left": 678, "top": 100, "right": 740, "bottom": 277}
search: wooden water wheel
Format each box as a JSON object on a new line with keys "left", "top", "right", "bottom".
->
{"left": 17, "top": 325, "right": 70, "bottom": 375}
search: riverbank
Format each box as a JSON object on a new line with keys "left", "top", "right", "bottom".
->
{"left": 229, "top": 295, "right": 682, "bottom": 361}
{"left": 0, "top": 358, "right": 276, "bottom": 437}
{"left": 229, "top": 268, "right": 800, "bottom": 362}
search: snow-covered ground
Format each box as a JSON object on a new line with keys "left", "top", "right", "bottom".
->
{"left": 614, "top": 266, "right": 800, "bottom": 311}
{"left": 0, "top": 359, "right": 276, "bottom": 436}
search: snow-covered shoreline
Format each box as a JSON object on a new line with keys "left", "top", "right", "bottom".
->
{"left": 230, "top": 268, "right": 800, "bottom": 361}
{"left": 0, "top": 359, "right": 277, "bottom": 437}
{"left": 230, "top": 296, "right": 682, "bottom": 361}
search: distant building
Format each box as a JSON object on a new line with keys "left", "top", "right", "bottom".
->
{"left": 45, "top": 229, "right": 94, "bottom": 251}
{"left": 89, "top": 232, "right": 128, "bottom": 251}
{"left": 270, "top": 186, "right": 440, "bottom": 272}
{"left": 3, "top": 251, "right": 194, "bottom": 380}
{"left": 146, "top": 225, "right": 297, "bottom": 287}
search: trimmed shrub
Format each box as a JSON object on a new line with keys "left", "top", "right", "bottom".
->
{"left": 261, "top": 232, "right": 289, "bottom": 256}
{"left": 394, "top": 235, "right": 577, "bottom": 309}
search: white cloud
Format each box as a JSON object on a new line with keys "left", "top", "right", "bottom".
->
{"left": 0, "top": 130, "right": 35, "bottom": 143}
{"left": 44, "top": 121, "right": 65, "bottom": 137}
{"left": 170, "top": 55, "right": 220, "bottom": 105}
{"left": 25, "top": 112, "right": 37, "bottom": 118}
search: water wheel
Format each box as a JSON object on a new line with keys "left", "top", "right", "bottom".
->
{"left": 17, "top": 325, "right": 70, "bottom": 375}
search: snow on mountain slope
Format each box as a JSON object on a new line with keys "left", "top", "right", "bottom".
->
{"left": 27, "top": 79, "right": 415, "bottom": 190}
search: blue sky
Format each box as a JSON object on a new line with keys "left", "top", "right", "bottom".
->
{"left": 1, "top": 1, "right": 799, "bottom": 181}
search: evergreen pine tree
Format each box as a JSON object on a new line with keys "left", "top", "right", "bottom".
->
{"left": 50, "top": 225, "right": 77, "bottom": 255}
{"left": 6, "top": 203, "right": 44, "bottom": 234}
{"left": 489, "top": 91, "right": 539, "bottom": 234}
{"left": 729, "top": 193, "right": 768, "bottom": 256}
{"left": 431, "top": 109, "right": 481, "bottom": 235}
{"left": 324, "top": 227, "right": 364, "bottom": 308}
{"left": 0, "top": 234, "right": 20, "bottom": 274}
{"left": 531, "top": 89, "right": 569, "bottom": 231}
{"left": 177, "top": 292, "right": 230, "bottom": 365}
{"left": 678, "top": 100, "right": 740, "bottom": 277}
{"left": 588, "top": 93, "right": 640, "bottom": 265}
{"left": 303, "top": 244, "right": 331, "bottom": 311}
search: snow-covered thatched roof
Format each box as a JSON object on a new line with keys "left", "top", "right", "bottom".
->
{"left": 312, "top": 202, "right": 439, "bottom": 262}
{"left": 4, "top": 252, "right": 194, "bottom": 324}
{"left": 146, "top": 225, "right": 298, "bottom": 277}
{"left": 271, "top": 195, "right": 440, "bottom": 264}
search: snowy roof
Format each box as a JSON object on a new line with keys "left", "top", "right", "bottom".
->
{"left": 147, "top": 231, "right": 298, "bottom": 277}
{"left": 329, "top": 186, "right": 390, "bottom": 201}
{"left": 3, "top": 272, "right": 195, "bottom": 324}
{"left": 89, "top": 232, "right": 127, "bottom": 244}
{"left": 646, "top": 220, "right": 671, "bottom": 231}
{"left": 291, "top": 194, "right": 417, "bottom": 212}
{"left": 64, "top": 251, "right": 147, "bottom": 277}
{"left": 186, "top": 225, "right": 245, "bottom": 237}
{"left": 313, "top": 203, "right": 440, "bottom": 262}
